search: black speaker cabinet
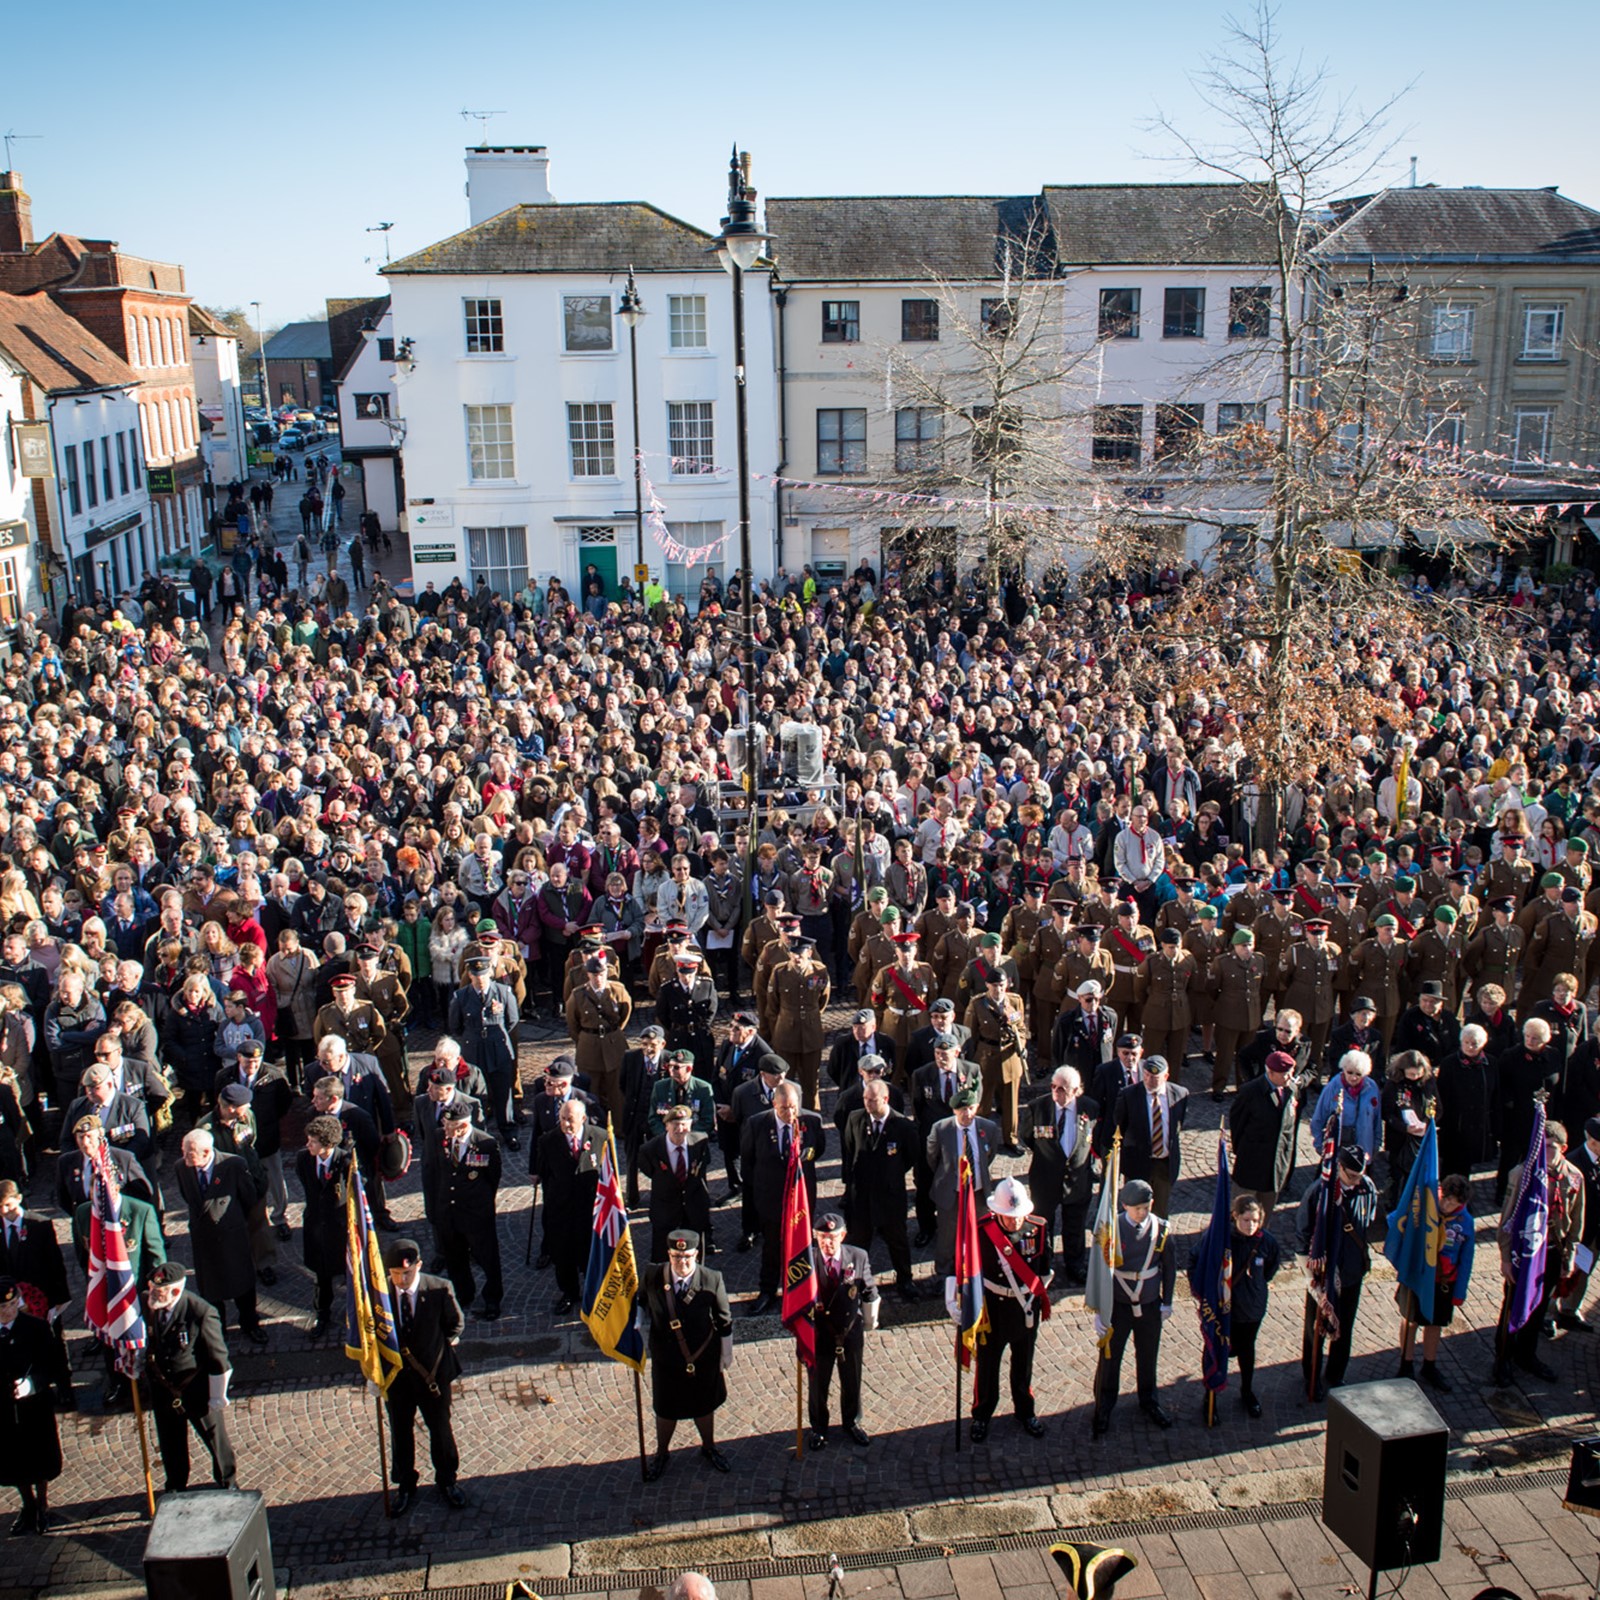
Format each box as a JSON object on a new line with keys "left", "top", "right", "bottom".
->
{"left": 1322, "top": 1379, "right": 1448, "bottom": 1573}
{"left": 144, "top": 1490, "right": 275, "bottom": 1600}
{"left": 1564, "top": 1436, "right": 1600, "bottom": 1518}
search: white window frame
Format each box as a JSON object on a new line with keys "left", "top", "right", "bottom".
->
{"left": 663, "top": 522, "right": 724, "bottom": 599}
{"left": 894, "top": 406, "right": 943, "bottom": 472}
{"left": 463, "top": 297, "right": 504, "bottom": 355}
{"left": 0, "top": 554, "right": 20, "bottom": 624}
{"left": 566, "top": 403, "right": 616, "bottom": 478}
{"left": 667, "top": 402, "right": 715, "bottom": 474}
{"left": 1513, "top": 407, "right": 1552, "bottom": 466}
{"left": 1423, "top": 410, "right": 1464, "bottom": 453}
{"left": 563, "top": 295, "right": 614, "bottom": 354}
{"left": 464, "top": 525, "right": 528, "bottom": 598}
{"left": 1522, "top": 303, "right": 1564, "bottom": 361}
{"left": 1431, "top": 303, "right": 1475, "bottom": 362}
{"left": 668, "top": 295, "right": 708, "bottom": 350}
{"left": 466, "top": 403, "right": 516, "bottom": 481}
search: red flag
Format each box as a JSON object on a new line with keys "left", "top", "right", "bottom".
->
{"left": 779, "top": 1132, "right": 817, "bottom": 1368}
{"left": 953, "top": 1156, "right": 988, "bottom": 1370}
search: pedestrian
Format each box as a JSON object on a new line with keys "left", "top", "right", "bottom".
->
{"left": 0, "top": 1275, "right": 69, "bottom": 1534}
{"left": 447, "top": 954, "right": 521, "bottom": 1145}
{"left": 1224, "top": 1194, "right": 1280, "bottom": 1417}
{"left": 330, "top": 477, "right": 345, "bottom": 528}
{"left": 1296, "top": 1145, "right": 1379, "bottom": 1398}
{"left": 1019, "top": 1065, "right": 1096, "bottom": 1284}
{"left": 1228, "top": 1049, "right": 1305, "bottom": 1222}
{"left": 437, "top": 1104, "right": 504, "bottom": 1320}
{"left": 962, "top": 1175, "right": 1052, "bottom": 1441}
{"left": 349, "top": 535, "right": 365, "bottom": 592}
{"left": 189, "top": 559, "right": 213, "bottom": 622}
{"left": 740, "top": 1078, "right": 824, "bottom": 1315}
{"left": 294, "top": 1114, "right": 352, "bottom": 1336}
{"left": 1113, "top": 1052, "right": 1189, "bottom": 1219}
{"left": 641, "top": 1103, "right": 713, "bottom": 1263}
{"left": 383, "top": 1237, "right": 468, "bottom": 1515}
{"left": 640, "top": 1229, "right": 733, "bottom": 1480}
{"left": 142, "top": 1261, "right": 237, "bottom": 1493}
{"left": 1395, "top": 1170, "right": 1473, "bottom": 1391}
{"left": 807, "top": 1211, "right": 879, "bottom": 1449}
{"left": 175, "top": 1127, "right": 269, "bottom": 1345}
{"left": 1090, "top": 1177, "right": 1176, "bottom": 1436}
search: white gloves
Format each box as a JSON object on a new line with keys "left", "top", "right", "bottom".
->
{"left": 864, "top": 1298, "right": 881, "bottom": 1334}
{"left": 944, "top": 1277, "right": 960, "bottom": 1321}
{"left": 1093, "top": 1315, "right": 1108, "bottom": 1340}
{"left": 1160, "top": 1304, "right": 1173, "bottom": 1322}
{"left": 720, "top": 1336, "right": 734, "bottom": 1370}
{"left": 13, "top": 1377, "right": 33, "bottom": 1399}
{"left": 208, "top": 1373, "right": 232, "bottom": 1412}
{"left": 633, "top": 1308, "right": 647, "bottom": 1337}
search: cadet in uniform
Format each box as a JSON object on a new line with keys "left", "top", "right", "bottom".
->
{"left": 1209, "top": 928, "right": 1266, "bottom": 1099}
{"left": 1136, "top": 929, "right": 1196, "bottom": 1074}
{"left": 965, "top": 969, "right": 1028, "bottom": 1154}
{"left": 313, "top": 973, "right": 389, "bottom": 1088}
{"left": 384, "top": 1237, "right": 467, "bottom": 1514}
{"left": 1407, "top": 904, "right": 1463, "bottom": 1013}
{"left": 142, "top": 1261, "right": 237, "bottom": 1492}
{"left": 1090, "top": 1178, "right": 1175, "bottom": 1437}
{"left": 960, "top": 1176, "right": 1052, "bottom": 1441}
{"left": 806, "top": 1212, "right": 880, "bottom": 1450}
{"left": 640, "top": 1230, "right": 734, "bottom": 1480}
{"left": 871, "top": 933, "right": 936, "bottom": 1063}
{"left": 766, "top": 938, "right": 831, "bottom": 1111}
{"left": 1463, "top": 897, "right": 1524, "bottom": 1005}
{"left": 933, "top": 903, "right": 983, "bottom": 1006}
{"left": 566, "top": 955, "right": 632, "bottom": 1126}
{"left": 1104, "top": 903, "right": 1154, "bottom": 1038}
{"left": 1028, "top": 902, "right": 1075, "bottom": 1057}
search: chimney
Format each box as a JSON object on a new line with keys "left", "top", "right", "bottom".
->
{"left": 0, "top": 171, "right": 32, "bottom": 253}
{"left": 464, "top": 145, "right": 553, "bottom": 224}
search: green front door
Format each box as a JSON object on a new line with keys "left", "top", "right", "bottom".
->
{"left": 581, "top": 543, "right": 618, "bottom": 602}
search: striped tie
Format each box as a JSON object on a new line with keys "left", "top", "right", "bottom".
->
{"left": 1151, "top": 1095, "right": 1166, "bottom": 1161}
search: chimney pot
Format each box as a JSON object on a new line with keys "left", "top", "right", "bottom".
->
{"left": 0, "top": 170, "right": 33, "bottom": 253}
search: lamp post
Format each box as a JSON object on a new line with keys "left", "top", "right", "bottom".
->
{"left": 250, "top": 300, "right": 267, "bottom": 415}
{"left": 714, "top": 146, "right": 767, "bottom": 904}
{"left": 617, "top": 267, "right": 646, "bottom": 580}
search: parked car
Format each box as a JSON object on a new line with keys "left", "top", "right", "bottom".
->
{"left": 278, "top": 430, "right": 306, "bottom": 450}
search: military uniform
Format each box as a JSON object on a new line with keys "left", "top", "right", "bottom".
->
{"left": 870, "top": 960, "right": 937, "bottom": 1062}
{"left": 312, "top": 997, "right": 387, "bottom": 1063}
{"left": 964, "top": 991, "right": 1028, "bottom": 1145}
{"left": 1135, "top": 946, "right": 1197, "bottom": 1071}
{"left": 354, "top": 968, "right": 411, "bottom": 1109}
{"left": 1520, "top": 909, "right": 1600, "bottom": 1008}
{"left": 1183, "top": 922, "right": 1224, "bottom": 1030}
{"left": 565, "top": 981, "right": 632, "bottom": 1124}
{"left": 1103, "top": 920, "right": 1154, "bottom": 1035}
{"left": 1210, "top": 945, "right": 1267, "bottom": 1093}
{"left": 1406, "top": 923, "right": 1463, "bottom": 1011}
{"left": 656, "top": 971, "right": 719, "bottom": 1079}
{"left": 1278, "top": 939, "right": 1342, "bottom": 1062}
{"left": 144, "top": 1278, "right": 237, "bottom": 1492}
{"left": 1001, "top": 901, "right": 1047, "bottom": 972}
{"left": 755, "top": 938, "right": 796, "bottom": 1041}
{"left": 957, "top": 951, "right": 1021, "bottom": 1016}
{"left": 1027, "top": 921, "right": 1073, "bottom": 1052}
{"left": 915, "top": 906, "right": 956, "bottom": 966}
{"left": 969, "top": 1206, "right": 1053, "bottom": 1436}
{"left": 766, "top": 959, "right": 832, "bottom": 1109}
{"left": 1053, "top": 945, "right": 1117, "bottom": 1020}
{"left": 1250, "top": 909, "right": 1303, "bottom": 982}
{"left": 933, "top": 926, "right": 981, "bottom": 1005}
{"left": 1222, "top": 887, "right": 1269, "bottom": 937}
{"left": 438, "top": 1126, "right": 504, "bottom": 1317}
{"left": 1463, "top": 919, "right": 1524, "bottom": 1002}
{"left": 1346, "top": 936, "right": 1409, "bottom": 1050}
{"left": 1155, "top": 894, "right": 1199, "bottom": 937}
{"left": 1481, "top": 856, "right": 1535, "bottom": 907}
{"left": 1091, "top": 1205, "right": 1176, "bottom": 1434}
{"left": 1326, "top": 901, "right": 1368, "bottom": 1013}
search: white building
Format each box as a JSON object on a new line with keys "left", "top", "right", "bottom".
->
{"left": 384, "top": 145, "right": 777, "bottom": 600}
{"left": 0, "top": 343, "right": 46, "bottom": 623}
{"left": 330, "top": 296, "right": 402, "bottom": 531}
{"left": 188, "top": 304, "right": 247, "bottom": 490}
{"left": 0, "top": 289, "right": 151, "bottom": 606}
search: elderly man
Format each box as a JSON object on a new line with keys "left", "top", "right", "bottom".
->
{"left": 741, "top": 1079, "right": 825, "bottom": 1316}
{"left": 807, "top": 1211, "right": 880, "bottom": 1450}
{"left": 314, "top": 1032, "right": 399, "bottom": 1228}
{"left": 62, "top": 1061, "right": 153, "bottom": 1168}
{"left": 436, "top": 1103, "right": 504, "bottom": 1321}
{"left": 176, "top": 1128, "right": 268, "bottom": 1346}
{"left": 142, "top": 1262, "right": 237, "bottom": 1493}
{"left": 926, "top": 1082, "right": 1000, "bottom": 1276}
{"left": 1020, "top": 1066, "right": 1097, "bottom": 1284}
{"left": 842, "top": 1075, "right": 918, "bottom": 1299}
{"left": 449, "top": 953, "right": 523, "bottom": 1147}
{"left": 537, "top": 1098, "right": 598, "bottom": 1314}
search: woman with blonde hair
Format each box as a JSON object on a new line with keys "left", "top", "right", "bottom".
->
{"left": 198, "top": 920, "right": 239, "bottom": 989}
{"left": 0, "top": 871, "right": 40, "bottom": 927}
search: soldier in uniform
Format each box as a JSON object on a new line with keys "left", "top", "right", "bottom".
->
{"left": 1559, "top": 837, "right": 1594, "bottom": 897}
{"left": 351, "top": 938, "right": 411, "bottom": 1112}
{"left": 1407, "top": 904, "right": 1464, "bottom": 1012}
{"left": 871, "top": 932, "right": 936, "bottom": 1065}
{"left": 852, "top": 909, "right": 900, "bottom": 1018}
{"left": 142, "top": 1261, "right": 237, "bottom": 1493}
{"left": 756, "top": 916, "right": 801, "bottom": 1043}
{"left": 1209, "top": 928, "right": 1266, "bottom": 1099}
{"left": 806, "top": 1212, "right": 880, "bottom": 1449}
{"left": 1278, "top": 918, "right": 1341, "bottom": 1066}
{"left": 958, "top": 931, "right": 1021, "bottom": 1016}
{"left": 1518, "top": 873, "right": 1567, "bottom": 939}
{"left": 1053, "top": 924, "right": 1116, "bottom": 1032}
{"left": 447, "top": 955, "right": 522, "bottom": 1146}
{"left": 648, "top": 1049, "right": 717, "bottom": 1139}
{"left": 1001, "top": 882, "right": 1049, "bottom": 979}
{"left": 438, "top": 1104, "right": 504, "bottom": 1320}
{"left": 1184, "top": 903, "right": 1224, "bottom": 1059}
{"left": 1481, "top": 836, "right": 1535, "bottom": 907}
{"left": 1416, "top": 845, "right": 1454, "bottom": 904}
{"left": 1104, "top": 901, "right": 1154, "bottom": 1037}
{"left": 1251, "top": 888, "right": 1303, "bottom": 984}
{"left": 1327, "top": 882, "right": 1368, "bottom": 1017}
{"left": 965, "top": 969, "right": 1028, "bottom": 1154}
{"left": 1155, "top": 872, "right": 1201, "bottom": 936}
{"left": 0, "top": 1275, "right": 69, "bottom": 1534}
{"left": 766, "top": 938, "right": 831, "bottom": 1111}
{"left": 916, "top": 883, "right": 959, "bottom": 967}
{"left": 313, "top": 973, "right": 389, "bottom": 1088}
{"left": 933, "top": 902, "right": 982, "bottom": 1006}
{"left": 845, "top": 888, "right": 890, "bottom": 999}
{"left": 1026, "top": 900, "right": 1074, "bottom": 1056}
{"left": 640, "top": 1230, "right": 734, "bottom": 1479}
{"left": 742, "top": 891, "right": 789, "bottom": 1004}
{"left": 383, "top": 1237, "right": 467, "bottom": 1514}
{"left": 641, "top": 1104, "right": 713, "bottom": 1263}
{"left": 656, "top": 951, "right": 717, "bottom": 1081}
{"left": 1089, "top": 1178, "right": 1176, "bottom": 1437}
{"left": 1136, "top": 929, "right": 1196, "bottom": 1073}
{"left": 1521, "top": 887, "right": 1599, "bottom": 1010}
{"left": 1346, "top": 914, "right": 1409, "bottom": 1052}
{"left": 1223, "top": 868, "right": 1271, "bottom": 936}
{"left": 1463, "top": 897, "right": 1524, "bottom": 1008}
{"left": 959, "top": 1176, "right": 1052, "bottom": 1441}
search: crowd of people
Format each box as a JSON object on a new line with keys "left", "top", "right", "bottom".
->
{"left": 0, "top": 540, "right": 1596, "bottom": 1522}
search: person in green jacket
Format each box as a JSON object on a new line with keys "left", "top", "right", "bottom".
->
{"left": 396, "top": 899, "right": 434, "bottom": 1028}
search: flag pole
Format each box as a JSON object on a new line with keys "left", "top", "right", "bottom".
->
{"left": 954, "top": 1336, "right": 963, "bottom": 1452}
{"left": 129, "top": 1370, "right": 156, "bottom": 1518}
{"left": 375, "top": 1390, "right": 391, "bottom": 1517}
{"left": 633, "top": 1369, "right": 648, "bottom": 1481}
{"left": 795, "top": 1354, "right": 805, "bottom": 1459}
{"left": 1204, "top": 1389, "right": 1215, "bottom": 1429}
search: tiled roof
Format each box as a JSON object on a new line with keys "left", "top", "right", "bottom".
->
{"left": 765, "top": 195, "right": 1051, "bottom": 281}
{"left": 187, "top": 304, "right": 235, "bottom": 339}
{"left": 1317, "top": 187, "right": 1600, "bottom": 260}
{"left": 1042, "top": 184, "right": 1284, "bottom": 265}
{"left": 263, "top": 320, "right": 332, "bottom": 361}
{"left": 326, "top": 295, "right": 389, "bottom": 381}
{"left": 385, "top": 203, "right": 718, "bottom": 275}
{"left": 0, "top": 289, "right": 137, "bottom": 393}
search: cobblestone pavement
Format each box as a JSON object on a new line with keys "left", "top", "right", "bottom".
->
{"left": 6, "top": 1006, "right": 1598, "bottom": 1598}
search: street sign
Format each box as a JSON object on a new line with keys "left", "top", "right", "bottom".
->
{"left": 413, "top": 544, "right": 455, "bottom": 563}
{"left": 634, "top": 563, "right": 650, "bottom": 585}
{"left": 148, "top": 466, "right": 176, "bottom": 494}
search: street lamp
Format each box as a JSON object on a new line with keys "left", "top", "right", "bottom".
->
{"left": 617, "top": 266, "right": 646, "bottom": 579}
{"left": 714, "top": 146, "right": 768, "bottom": 904}
{"left": 250, "top": 300, "right": 267, "bottom": 416}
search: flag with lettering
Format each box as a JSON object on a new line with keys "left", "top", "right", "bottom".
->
{"left": 1506, "top": 1102, "right": 1549, "bottom": 1336}
{"left": 581, "top": 1129, "right": 645, "bottom": 1370}
{"left": 1384, "top": 1118, "right": 1442, "bottom": 1324}
{"left": 84, "top": 1142, "right": 145, "bottom": 1372}
{"left": 780, "top": 1132, "right": 818, "bottom": 1368}
{"left": 344, "top": 1163, "right": 402, "bottom": 1391}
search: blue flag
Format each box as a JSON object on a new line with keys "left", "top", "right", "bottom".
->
{"left": 581, "top": 1130, "right": 645, "bottom": 1370}
{"left": 1384, "top": 1118, "right": 1441, "bottom": 1324}
{"left": 344, "top": 1166, "right": 402, "bottom": 1392}
{"left": 1187, "top": 1134, "right": 1232, "bottom": 1393}
{"left": 1506, "top": 1103, "right": 1549, "bottom": 1337}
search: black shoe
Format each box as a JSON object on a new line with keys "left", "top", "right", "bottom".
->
{"left": 101, "top": 1380, "right": 129, "bottom": 1412}
{"left": 1001, "top": 1143, "right": 1024, "bottom": 1158}
{"left": 807, "top": 1430, "right": 827, "bottom": 1451}
{"left": 746, "top": 1293, "right": 776, "bottom": 1317}
{"left": 913, "top": 1229, "right": 934, "bottom": 1248}
{"left": 375, "top": 1215, "right": 402, "bottom": 1234}
{"left": 1243, "top": 1394, "right": 1263, "bottom": 1419}
{"left": 1557, "top": 1312, "right": 1596, "bottom": 1335}
{"left": 53, "top": 1386, "right": 75, "bottom": 1414}
{"left": 643, "top": 1450, "right": 670, "bottom": 1482}
{"left": 31, "top": 1509, "right": 55, "bottom": 1535}
{"left": 389, "top": 1488, "right": 416, "bottom": 1518}
{"left": 1420, "top": 1362, "right": 1452, "bottom": 1393}
{"left": 475, "top": 1303, "right": 503, "bottom": 1321}
{"left": 1091, "top": 1413, "right": 1109, "bottom": 1438}
{"left": 969, "top": 1419, "right": 989, "bottom": 1443}
{"left": 243, "top": 1324, "right": 269, "bottom": 1347}
{"left": 258, "top": 1266, "right": 278, "bottom": 1287}
{"left": 535, "top": 1253, "right": 553, "bottom": 1270}
{"left": 1142, "top": 1401, "right": 1173, "bottom": 1429}
{"left": 1209, "top": 1090, "right": 1225, "bottom": 1103}
{"left": 1491, "top": 1362, "right": 1514, "bottom": 1388}
{"left": 552, "top": 1297, "right": 575, "bottom": 1315}
{"left": 1311, "top": 1381, "right": 1328, "bottom": 1402}
{"left": 705, "top": 1239, "right": 720, "bottom": 1256}
{"left": 309, "top": 1316, "right": 331, "bottom": 1338}
{"left": 439, "top": 1483, "right": 467, "bottom": 1510}
{"left": 275, "top": 1220, "right": 292, "bottom": 1242}
{"left": 724, "top": 1181, "right": 742, "bottom": 1199}
{"left": 1518, "top": 1357, "right": 1560, "bottom": 1383}
{"left": 846, "top": 1424, "right": 870, "bottom": 1446}
{"left": 8, "top": 1511, "right": 36, "bottom": 1537}
{"left": 1022, "top": 1416, "right": 1046, "bottom": 1438}
{"left": 701, "top": 1445, "right": 731, "bottom": 1473}
{"left": 737, "top": 1234, "right": 754, "bottom": 1253}
{"left": 897, "top": 1281, "right": 919, "bottom": 1302}
{"left": 502, "top": 1133, "right": 520, "bottom": 1152}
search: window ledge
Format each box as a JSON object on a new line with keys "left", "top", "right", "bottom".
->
{"left": 1427, "top": 357, "right": 1479, "bottom": 367}
{"left": 567, "top": 476, "right": 622, "bottom": 486}
{"left": 460, "top": 353, "right": 514, "bottom": 362}
{"left": 1515, "top": 357, "right": 1567, "bottom": 368}
{"left": 460, "top": 480, "right": 530, "bottom": 491}
{"left": 663, "top": 349, "right": 715, "bottom": 358}
{"left": 561, "top": 350, "right": 619, "bottom": 359}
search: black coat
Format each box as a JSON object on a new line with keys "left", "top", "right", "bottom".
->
{"left": 1229, "top": 1074, "right": 1303, "bottom": 1194}
{"left": 212, "top": 1063, "right": 294, "bottom": 1158}
{"left": 639, "top": 1131, "right": 713, "bottom": 1255}
{"left": 438, "top": 1129, "right": 503, "bottom": 1239}
{"left": 1433, "top": 1051, "right": 1499, "bottom": 1168}
{"left": 910, "top": 1059, "right": 978, "bottom": 1137}
{"left": 641, "top": 1261, "right": 731, "bottom": 1420}
{"left": 413, "top": 1090, "right": 484, "bottom": 1185}
{"left": 146, "top": 1289, "right": 232, "bottom": 1411}
{"left": 811, "top": 1243, "right": 878, "bottom": 1340}
{"left": 1225, "top": 1226, "right": 1281, "bottom": 1324}
{"left": 833, "top": 1078, "right": 907, "bottom": 1140}
{"left": 622, "top": 1047, "right": 669, "bottom": 1144}
{"left": 55, "top": 1143, "right": 156, "bottom": 1217}
{"left": 331, "top": 1100, "right": 381, "bottom": 1178}
{"left": 841, "top": 1107, "right": 917, "bottom": 1207}
{"left": 1327, "top": 1018, "right": 1388, "bottom": 1081}
{"left": 62, "top": 1092, "right": 153, "bottom": 1166}
{"left": 0, "top": 1214, "right": 69, "bottom": 1311}
{"left": 390, "top": 1273, "right": 463, "bottom": 1396}
{"left": 295, "top": 1146, "right": 353, "bottom": 1278}
{"left": 1495, "top": 1045, "right": 1562, "bottom": 1163}
{"left": 742, "top": 1110, "right": 825, "bottom": 1223}
{"left": 713, "top": 1034, "right": 774, "bottom": 1104}
{"left": 827, "top": 1030, "right": 897, "bottom": 1090}
{"left": 176, "top": 1154, "right": 260, "bottom": 1304}
{"left": 904, "top": 1021, "right": 969, "bottom": 1080}
{"left": 1112, "top": 1081, "right": 1189, "bottom": 1182}
{"left": 0, "top": 1313, "right": 67, "bottom": 1483}
{"left": 1018, "top": 1093, "right": 1097, "bottom": 1211}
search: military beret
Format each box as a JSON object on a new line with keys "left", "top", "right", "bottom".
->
{"left": 949, "top": 1082, "right": 980, "bottom": 1109}
{"left": 1115, "top": 901, "right": 1137, "bottom": 916}
{"left": 1542, "top": 872, "right": 1565, "bottom": 888}
{"left": 666, "top": 1230, "right": 701, "bottom": 1252}
{"left": 149, "top": 1262, "right": 192, "bottom": 1286}
{"left": 1116, "top": 1032, "right": 1140, "bottom": 1049}
{"left": 442, "top": 1104, "right": 473, "bottom": 1124}
{"left": 814, "top": 1212, "right": 846, "bottom": 1235}
{"left": 1159, "top": 928, "right": 1182, "bottom": 945}
{"left": 1366, "top": 850, "right": 1387, "bottom": 865}
{"left": 1195, "top": 904, "right": 1219, "bottom": 920}
{"left": 757, "top": 1053, "right": 789, "bottom": 1077}
{"left": 763, "top": 890, "right": 786, "bottom": 906}
{"left": 584, "top": 955, "right": 606, "bottom": 974}
{"left": 1433, "top": 905, "right": 1458, "bottom": 924}
{"left": 1586, "top": 1116, "right": 1600, "bottom": 1144}
{"left": 866, "top": 887, "right": 889, "bottom": 903}
{"left": 663, "top": 1104, "right": 692, "bottom": 1123}
{"left": 983, "top": 967, "right": 1008, "bottom": 985}
{"left": 957, "top": 901, "right": 977, "bottom": 917}
{"left": 1076, "top": 980, "right": 1103, "bottom": 999}
{"left": 1373, "top": 913, "right": 1398, "bottom": 929}
{"left": 857, "top": 1053, "right": 887, "bottom": 1076}
{"left": 1393, "top": 876, "right": 1417, "bottom": 893}
{"left": 668, "top": 1049, "right": 695, "bottom": 1065}
{"left": 1570, "top": 839, "right": 1590, "bottom": 855}
{"left": 932, "top": 1032, "right": 960, "bottom": 1050}
{"left": 1563, "top": 887, "right": 1583, "bottom": 904}
{"left": 1142, "top": 1055, "right": 1170, "bottom": 1076}
{"left": 1118, "top": 1179, "right": 1154, "bottom": 1207}
{"left": 219, "top": 1083, "right": 253, "bottom": 1107}
{"left": 979, "top": 932, "right": 1002, "bottom": 948}
{"left": 1230, "top": 929, "right": 1255, "bottom": 945}
{"left": 1265, "top": 1051, "right": 1297, "bottom": 1075}
{"left": 935, "top": 883, "right": 956, "bottom": 899}
{"left": 732, "top": 1011, "right": 758, "bottom": 1027}
{"left": 546, "top": 1056, "right": 577, "bottom": 1078}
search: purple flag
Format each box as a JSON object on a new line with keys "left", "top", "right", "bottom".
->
{"left": 1506, "top": 1102, "right": 1549, "bottom": 1336}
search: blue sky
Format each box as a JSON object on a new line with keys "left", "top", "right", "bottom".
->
{"left": 7, "top": 0, "right": 1598, "bottom": 324}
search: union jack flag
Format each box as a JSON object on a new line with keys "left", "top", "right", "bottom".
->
{"left": 581, "top": 1130, "right": 644, "bottom": 1370}
{"left": 84, "top": 1142, "right": 145, "bottom": 1372}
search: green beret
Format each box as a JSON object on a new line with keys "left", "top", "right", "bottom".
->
{"left": 949, "top": 1083, "right": 980, "bottom": 1110}
{"left": 1366, "top": 850, "right": 1387, "bottom": 865}
{"left": 979, "top": 932, "right": 1001, "bottom": 948}
{"left": 1393, "top": 876, "right": 1416, "bottom": 893}
{"left": 879, "top": 909, "right": 900, "bottom": 924}
{"left": 1570, "top": 839, "right": 1590, "bottom": 855}
{"left": 1542, "top": 871, "right": 1565, "bottom": 889}
{"left": 867, "top": 886, "right": 889, "bottom": 902}
{"left": 1230, "top": 929, "right": 1254, "bottom": 946}
{"left": 1433, "top": 905, "right": 1458, "bottom": 924}
{"left": 1374, "top": 913, "right": 1398, "bottom": 928}
{"left": 1195, "top": 904, "right": 1218, "bottom": 921}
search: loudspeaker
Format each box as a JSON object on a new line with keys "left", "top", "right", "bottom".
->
{"left": 144, "top": 1490, "right": 275, "bottom": 1600}
{"left": 779, "top": 721, "right": 824, "bottom": 786}
{"left": 1322, "top": 1379, "right": 1447, "bottom": 1574}
{"left": 1564, "top": 1436, "right": 1600, "bottom": 1519}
